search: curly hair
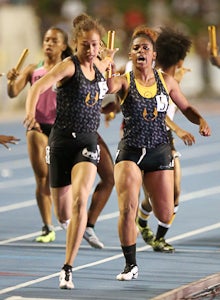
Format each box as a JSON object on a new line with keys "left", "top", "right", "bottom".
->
{"left": 156, "top": 27, "right": 192, "bottom": 70}
{"left": 130, "top": 25, "right": 158, "bottom": 50}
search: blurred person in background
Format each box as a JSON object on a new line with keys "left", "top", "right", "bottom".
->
{"left": 7, "top": 27, "right": 72, "bottom": 243}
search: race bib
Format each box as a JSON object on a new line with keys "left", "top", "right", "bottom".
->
{"left": 98, "top": 80, "right": 108, "bottom": 99}
{"left": 156, "top": 93, "right": 169, "bottom": 112}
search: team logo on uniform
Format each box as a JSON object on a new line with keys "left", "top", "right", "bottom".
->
{"left": 143, "top": 107, "right": 158, "bottom": 121}
{"left": 45, "top": 146, "right": 50, "bottom": 164}
{"left": 82, "top": 146, "right": 100, "bottom": 162}
{"left": 85, "top": 92, "right": 99, "bottom": 107}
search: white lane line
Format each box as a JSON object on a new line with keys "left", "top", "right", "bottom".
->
{"left": 5, "top": 298, "right": 70, "bottom": 300}
{"left": 0, "top": 158, "right": 30, "bottom": 169}
{"left": 0, "top": 185, "right": 220, "bottom": 244}
{"left": 177, "top": 142, "right": 220, "bottom": 160}
{"left": 182, "top": 161, "right": 220, "bottom": 176}
{"left": 0, "top": 199, "right": 35, "bottom": 212}
{"left": 1, "top": 185, "right": 220, "bottom": 214}
{"left": 0, "top": 185, "right": 219, "bottom": 245}
{"left": 1, "top": 222, "right": 220, "bottom": 296}
{"left": 0, "top": 226, "right": 60, "bottom": 245}
{"left": 0, "top": 177, "right": 35, "bottom": 189}
{"left": 4, "top": 242, "right": 219, "bottom": 254}
{"left": 1, "top": 243, "right": 121, "bottom": 251}
{"left": 0, "top": 212, "right": 119, "bottom": 245}
{"left": 0, "top": 159, "right": 219, "bottom": 190}
{"left": 180, "top": 186, "right": 220, "bottom": 202}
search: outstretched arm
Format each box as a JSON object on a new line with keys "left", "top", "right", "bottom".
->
{"left": 0, "top": 135, "right": 20, "bottom": 149}
{"left": 7, "top": 64, "right": 35, "bottom": 98}
{"left": 165, "top": 74, "right": 211, "bottom": 137}
{"left": 24, "top": 58, "right": 75, "bottom": 131}
{"left": 165, "top": 115, "right": 195, "bottom": 146}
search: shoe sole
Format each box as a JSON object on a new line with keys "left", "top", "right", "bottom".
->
{"left": 87, "top": 241, "right": 104, "bottom": 249}
{"left": 35, "top": 233, "right": 56, "bottom": 243}
{"left": 60, "top": 284, "right": 74, "bottom": 289}
{"left": 83, "top": 237, "right": 104, "bottom": 249}
{"left": 153, "top": 248, "right": 175, "bottom": 253}
{"left": 116, "top": 266, "right": 138, "bottom": 281}
{"left": 116, "top": 272, "right": 138, "bottom": 281}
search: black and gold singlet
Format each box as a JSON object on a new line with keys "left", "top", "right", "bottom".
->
{"left": 121, "top": 69, "right": 170, "bottom": 149}
{"left": 55, "top": 55, "right": 108, "bottom": 132}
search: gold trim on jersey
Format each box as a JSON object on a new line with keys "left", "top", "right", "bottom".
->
{"left": 120, "top": 69, "right": 169, "bottom": 105}
{"left": 135, "top": 79, "right": 157, "bottom": 98}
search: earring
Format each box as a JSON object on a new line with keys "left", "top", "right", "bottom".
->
{"left": 152, "top": 60, "right": 156, "bottom": 69}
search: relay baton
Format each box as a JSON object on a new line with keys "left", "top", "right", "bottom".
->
{"left": 106, "top": 30, "right": 115, "bottom": 78}
{"left": 15, "top": 48, "right": 29, "bottom": 71}
{"left": 208, "top": 25, "right": 218, "bottom": 57}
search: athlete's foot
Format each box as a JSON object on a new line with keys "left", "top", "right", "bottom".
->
{"left": 152, "top": 237, "right": 175, "bottom": 253}
{"left": 35, "top": 225, "right": 56, "bottom": 243}
{"left": 136, "top": 217, "right": 155, "bottom": 246}
{"left": 83, "top": 227, "right": 104, "bottom": 249}
{"left": 116, "top": 264, "right": 138, "bottom": 281}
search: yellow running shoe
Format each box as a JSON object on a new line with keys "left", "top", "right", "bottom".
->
{"left": 152, "top": 237, "right": 175, "bottom": 253}
{"left": 35, "top": 225, "right": 56, "bottom": 243}
{"left": 136, "top": 217, "right": 155, "bottom": 246}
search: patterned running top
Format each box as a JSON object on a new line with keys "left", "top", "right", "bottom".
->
{"left": 54, "top": 55, "right": 108, "bottom": 132}
{"left": 121, "top": 69, "right": 170, "bottom": 148}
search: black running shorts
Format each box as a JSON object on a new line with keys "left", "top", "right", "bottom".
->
{"left": 115, "top": 141, "right": 174, "bottom": 172}
{"left": 47, "top": 128, "right": 99, "bottom": 187}
{"left": 167, "top": 129, "right": 176, "bottom": 151}
{"left": 26, "top": 123, "right": 53, "bottom": 137}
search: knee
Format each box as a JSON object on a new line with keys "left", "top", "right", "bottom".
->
{"left": 158, "top": 213, "right": 173, "bottom": 224}
{"left": 35, "top": 176, "right": 50, "bottom": 195}
{"left": 72, "top": 195, "right": 87, "bottom": 215}
{"left": 119, "top": 201, "right": 137, "bottom": 219}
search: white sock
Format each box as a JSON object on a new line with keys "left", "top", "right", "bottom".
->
{"left": 59, "top": 219, "right": 70, "bottom": 230}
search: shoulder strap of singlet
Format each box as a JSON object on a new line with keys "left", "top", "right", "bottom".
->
{"left": 156, "top": 68, "right": 169, "bottom": 95}
{"left": 119, "top": 72, "right": 130, "bottom": 105}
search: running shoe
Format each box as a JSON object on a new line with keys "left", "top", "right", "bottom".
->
{"left": 152, "top": 237, "right": 175, "bottom": 253}
{"left": 35, "top": 225, "right": 56, "bottom": 243}
{"left": 116, "top": 264, "right": 138, "bottom": 281}
{"left": 83, "top": 227, "right": 104, "bottom": 249}
{"left": 59, "top": 268, "right": 74, "bottom": 289}
{"left": 136, "top": 218, "right": 155, "bottom": 246}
